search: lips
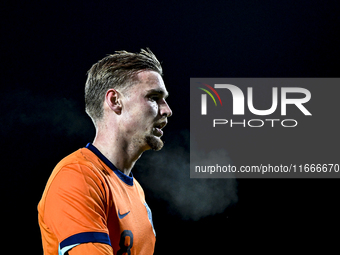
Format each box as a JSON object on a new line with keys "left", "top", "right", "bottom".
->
{"left": 153, "top": 120, "right": 167, "bottom": 137}
{"left": 153, "top": 127, "right": 163, "bottom": 137}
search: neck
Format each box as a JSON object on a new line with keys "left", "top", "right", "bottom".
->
{"left": 92, "top": 129, "right": 144, "bottom": 176}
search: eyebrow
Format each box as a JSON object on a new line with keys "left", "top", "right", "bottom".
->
{"left": 146, "top": 89, "right": 169, "bottom": 99}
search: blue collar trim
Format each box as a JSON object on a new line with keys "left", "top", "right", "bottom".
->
{"left": 85, "top": 143, "right": 134, "bottom": 186}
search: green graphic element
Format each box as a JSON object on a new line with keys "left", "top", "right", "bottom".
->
{"left": 199, "top": 87, "right": 217, "bottom": 106}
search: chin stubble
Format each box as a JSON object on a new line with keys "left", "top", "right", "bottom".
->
{"left": 145, "top": 135, "right": 164, "bottom": 151}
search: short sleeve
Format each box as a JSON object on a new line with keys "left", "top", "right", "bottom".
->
{"left": 68, "top": 242, "right": 113, "bottom": 255}
{"left": 44, "top": 164, "right": 111, "bottom": 255}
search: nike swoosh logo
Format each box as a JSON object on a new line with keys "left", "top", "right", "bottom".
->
{"left": 118, "top": 210, "right": 130, "bottom": 219}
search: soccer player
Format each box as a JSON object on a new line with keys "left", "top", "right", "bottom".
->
{"left": 38, "top": 49, "right": 172, "bottom": 255}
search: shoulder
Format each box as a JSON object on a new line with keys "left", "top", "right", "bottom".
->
{"left": 39, "top": 148, "right": 110, "bottom": 219}
{"left": 43, "top": 149, "right": 91, "bottom": 188}
{"left": 132, "top": 177, "right": 146, "bottom": 200}
{"left": 133, "top": 177, "right": 143, "bottom": 189}
{"left": 40, "top": 148, "right": 109, "bottom": 206}
{"left": 50, "top": 148, "right": 108, "bottom": 183}
{"left": 56, "top": 148, "right": 94, "bottom": 170}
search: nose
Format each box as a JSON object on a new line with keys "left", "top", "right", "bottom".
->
{"left": 160, "top": 99, "right": 172, "bottom": 118}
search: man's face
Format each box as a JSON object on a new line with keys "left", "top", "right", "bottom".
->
{"left": 120, "top": 70, "right": 172, "bottom": 151}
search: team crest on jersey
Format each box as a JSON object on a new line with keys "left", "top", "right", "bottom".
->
{"left": 144, "top": 202, "right": 156, "bottom": 236}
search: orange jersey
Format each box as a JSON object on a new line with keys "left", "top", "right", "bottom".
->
{"left": 38, "top": 143, "right": 156, "bottom": 255}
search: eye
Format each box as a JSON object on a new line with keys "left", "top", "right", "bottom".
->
{"left": 148, "top": 95, "right": 160, "bottom": 102}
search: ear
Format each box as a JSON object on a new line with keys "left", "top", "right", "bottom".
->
{"left": 105, "top": 89, "right": 122, "bottom": 115}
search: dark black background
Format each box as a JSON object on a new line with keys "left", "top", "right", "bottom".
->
{"left": 2, "top": 0, "right": 339, "bottom": 254}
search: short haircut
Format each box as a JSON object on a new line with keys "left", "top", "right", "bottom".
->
{"left": 85, "top": 48, "right": 163, "bottom": 123}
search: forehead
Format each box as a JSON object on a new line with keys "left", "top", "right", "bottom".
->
{"left": 132, "top": 70, "right": 168, "bottom": 96}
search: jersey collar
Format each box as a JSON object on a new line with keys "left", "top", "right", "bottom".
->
{"left": 85, "top": 143, "right": 134, "bottom": 186}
